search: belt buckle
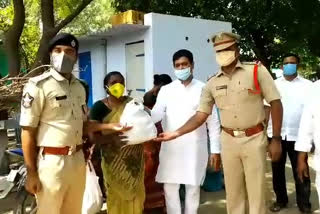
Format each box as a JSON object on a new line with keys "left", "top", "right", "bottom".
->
{"left": 68, "top": 145, "right": 76, "bottom": 155}
{"left": 233, "top": 130, "right": 245, "bottom": 137}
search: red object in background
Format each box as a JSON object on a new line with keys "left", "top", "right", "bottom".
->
{"left": 143, "top": 122, "right": 166, "bottom": 214}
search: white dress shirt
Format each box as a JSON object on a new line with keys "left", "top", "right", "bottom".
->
{"left": 151, "top": 79, "right": 221, "bottom": 185}
{"left": 267, "top": 76, "right": 312, "bottom": 141}
{"left": 295, "top": 80, "right": 320, "bottom": 171}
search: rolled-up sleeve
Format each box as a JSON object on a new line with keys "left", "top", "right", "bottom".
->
{"left": 197, "top": 82, "right": 215, "bottom": 114}
{"left": 258, "top": 66, "right": 281, "bottom": 104}
{"left": 19, "top": 82, "right": 45, "bottom": 128}
{"left": 295, "top": 101, "right": 314, "bottom": 152}
{"left": 206, "top": 106, "right": 221, "bottom": 153}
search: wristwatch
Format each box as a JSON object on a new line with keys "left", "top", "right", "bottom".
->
{"left": 272, "top": 136, "right": 282, "bottom": 141}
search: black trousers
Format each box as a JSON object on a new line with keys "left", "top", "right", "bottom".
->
{"left": 271, "top": 139, "right": 311, "bottom": 209}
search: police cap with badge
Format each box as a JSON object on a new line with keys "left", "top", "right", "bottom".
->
{"left": 211, "top": 32, "right": 241, "bottom": 51}
{"left": 48, "top": 33, "right": 79, "bottom": 53}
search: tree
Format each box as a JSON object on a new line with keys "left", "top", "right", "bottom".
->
{"left": 1, "top": 0, "right": 94, "bottom": 77}
{"left": 4, "top": 0, "right": 25, "bottom": 77}
{"left": 62, "top": 0, "right": 114, "bottom": 35}
{"left": 0, "top": 0, "right": 115, "bottom": 76}
{"left": 112, "top": 0, "right": 320, "bottom": 72}
{"left": 30, "top": 0, "right": 93, "bottom": 75}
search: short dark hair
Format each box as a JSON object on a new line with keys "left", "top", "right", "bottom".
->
{"left": 153, "top": 74, "right": 172, "bottom": 86}
{"left": 172, "top": 49, "right": 194, "bottom": 65}
{"left": 103, "top": 71, "right": 124, "bottom": 88}
{"left": 143, "top": 92, "right": 157, "bottom": 109}
{"left": 283, "top": 53, "right": 300, "bottom": 64}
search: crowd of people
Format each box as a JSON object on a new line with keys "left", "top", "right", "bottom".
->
{"left": 19, "top": 31, "right": 320, "bottom": 214}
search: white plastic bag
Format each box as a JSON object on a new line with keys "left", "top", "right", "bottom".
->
{"left": 120, "top": 100, "right": 157, "bottom": 145}
{"left": 82, "top": 161, "right": 103, "bottom": 214}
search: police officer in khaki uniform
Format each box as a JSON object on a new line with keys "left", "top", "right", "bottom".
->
{"left": 20, "top": 33, "right": 128, "bottom": 214}
{"left": 156, "top": 32, "right": 283, "bottom": 214}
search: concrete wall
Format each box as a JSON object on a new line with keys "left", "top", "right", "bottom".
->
{"left": 78, "top": 40, "right": 107, "bottom": 102}
{"left": 106, "top": 31, "right": 145, "bottom": 76}
{"left": 144, "top": 13, "right": 232, "bottom": 87}
{"left": 79, "top": 32, "right": 146, "bottom": 103}
{"left": 79, "top": 13, "right": 231, "bottom": 102}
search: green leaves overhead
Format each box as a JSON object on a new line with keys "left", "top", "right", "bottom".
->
{"left": 112, "top": 0, "right": 320, "bottom": 77}
{"left": 0, "top": 0, "right": 114, "bottom": 72}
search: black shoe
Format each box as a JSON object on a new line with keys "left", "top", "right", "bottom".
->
{"left": 269, "top": 202, "right": 287, "bottom": 212}
{"left": 299, "top": 206, "right": 312, "bottom": 213}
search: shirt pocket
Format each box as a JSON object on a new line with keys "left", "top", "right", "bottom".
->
{"left": 237, "top": 81, "right": 260, "bottom": 101}
{"left": 213, "top": 88, "right": 227, "bottom": 108}
{"left": 48, "top": 97, "right": 70, "bottom": 120}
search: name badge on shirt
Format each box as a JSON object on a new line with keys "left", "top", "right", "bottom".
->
{"left": 216, "top": 85, "right": 227, "bottom": 90}
{"left": 55, "top": 95, "right": 67, "bottom": 100}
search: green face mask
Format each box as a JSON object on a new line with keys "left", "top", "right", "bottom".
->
{"left": 106, "top": 83, "right": 125, "bottom": 99}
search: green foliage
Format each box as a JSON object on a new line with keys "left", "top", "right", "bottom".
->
{"left": 112, "top": 0, "right": 320, "bottom": 77}
{"left": 19, "top": 0, "right": 40, "bottom": 68}
{"left": 0, "top": 2, "right": 13, "bottom": 34}
{"left": 0, "top": 0, "right": 115, "bottom": 70}
{"left": 63, "top": 0, "right": 114, "bottom": 35}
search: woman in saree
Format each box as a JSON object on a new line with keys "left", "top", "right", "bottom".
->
{"left": 89, "top": 71, "right": 145, "bottom": 214}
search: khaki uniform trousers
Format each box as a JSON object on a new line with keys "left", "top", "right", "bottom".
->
{"left": 36, "top": 150, "right": 86, "bottom": 214}
{"left": 221, "top": 130, "right": 268, "bottom": 214}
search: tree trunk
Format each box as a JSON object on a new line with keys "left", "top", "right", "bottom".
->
{"left": 4, "top": 0, "right": 25, "bottom": 77}
{"left": 30, "top": 0, "right": 93, "bottom": 75}
{"left": 250, "top": 30, "right": 272, "bottom": 71}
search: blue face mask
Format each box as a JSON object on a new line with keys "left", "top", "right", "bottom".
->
{"left": 283, "top": 64, "right": 297, "bottom": 76}
{"left": 174, "top": 67, "right": 192, "bottom": 81}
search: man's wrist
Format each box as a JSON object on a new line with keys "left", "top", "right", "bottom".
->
{"left": 175, "top": 130, "right": 182, "bottom": 138}
{"left": 27, "top": 167, "right": 38, "bottom": 175}
{"left": 272, "top": 136, "right": 282, "bottom": 141}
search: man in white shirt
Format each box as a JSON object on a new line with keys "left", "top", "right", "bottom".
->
{"left": 151, "top": 49, "right": 221, "bottom": 214}
{"left": 266, "top": 54, "right": 312, "bottom": 213}
{"left": 295, "top": 80, "right": 320, "bottom": 212}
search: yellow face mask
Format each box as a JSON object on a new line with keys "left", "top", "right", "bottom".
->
{"left": 106, "top": 83, "right": 125, "bottom": 99}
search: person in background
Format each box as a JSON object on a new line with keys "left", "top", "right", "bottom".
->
{"left": 89, "top": 71, "right": 145, "bottom": 214}
{"left": 143, "top": 74, "right": 172, "bottom": 109}
{"left": 143, "top": 74, "right": 172, "bottom": 213}
{"left": 151, "top": 49, "right": 221, "bottom": 214}
{"left": 266, "top": 54, "right": 312, "bottom": 213}
{"left": 20, "top": 33, "right": 127, "bottom": 214}
{"left": 156, "top": 32, "right": 283, "bottom": 214}
{"left": 295, "top": 80, "right": 320, "bottom": 214}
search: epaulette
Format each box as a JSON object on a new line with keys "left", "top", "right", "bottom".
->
{"left": 207, "top": 72, "right": 219, "bottom": 81}
{"left": 29, "top": 72, "right": 52, "bottom": 85}
{"left": 242, "top": 61, "right": 262, "bottom": 66}
{"left": 242, "top": 61, "right": 256, "bottom": 65}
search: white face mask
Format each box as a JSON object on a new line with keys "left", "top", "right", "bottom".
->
{"left": 51, "top": 52, "right": 76, "bottom": 73}
{"left": 174, "top": 67, "right": 192, "bottom": 81}
{"left": 216, "top": 50, "right": 236, "bottom": 67}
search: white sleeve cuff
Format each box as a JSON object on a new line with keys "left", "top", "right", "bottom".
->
{"left": 294, "top": 140, "right": 312, "bottom": 152}
{"left": 19, "top": 115, "right": 40, "bottom": 128}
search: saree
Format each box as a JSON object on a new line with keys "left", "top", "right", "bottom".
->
{"left": 99, "top": 97, "right": 145, "bottom": 214}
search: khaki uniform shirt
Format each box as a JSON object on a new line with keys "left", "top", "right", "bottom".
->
{"left": 198, "top": 61, "right": 280, "bottom": 130}
{"left": 20, "top": 69, "right": 86, "bottom": 147}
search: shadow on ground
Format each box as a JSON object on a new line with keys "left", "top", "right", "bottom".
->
{"left": 198, "top": 156, "right": 319, "bottom": 214}
{"left": 0, "top": 156, "right": 319, "bottom": 214}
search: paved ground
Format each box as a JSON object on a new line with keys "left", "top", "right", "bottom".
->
{"left": 198, "top": 157, "right": 319, "bottom": 214}
{"left": 0, "top": 157, "right": 319, "bottom": 214}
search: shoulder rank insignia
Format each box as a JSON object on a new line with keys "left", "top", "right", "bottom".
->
{"left": 22, "top": 92, "right": 34, "bottom": 108}
{"left": 29, "top": 72, "right": 51, "bottom": 85}
{"left": 207, "top": 72, "right": 219, "bottom": 81}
